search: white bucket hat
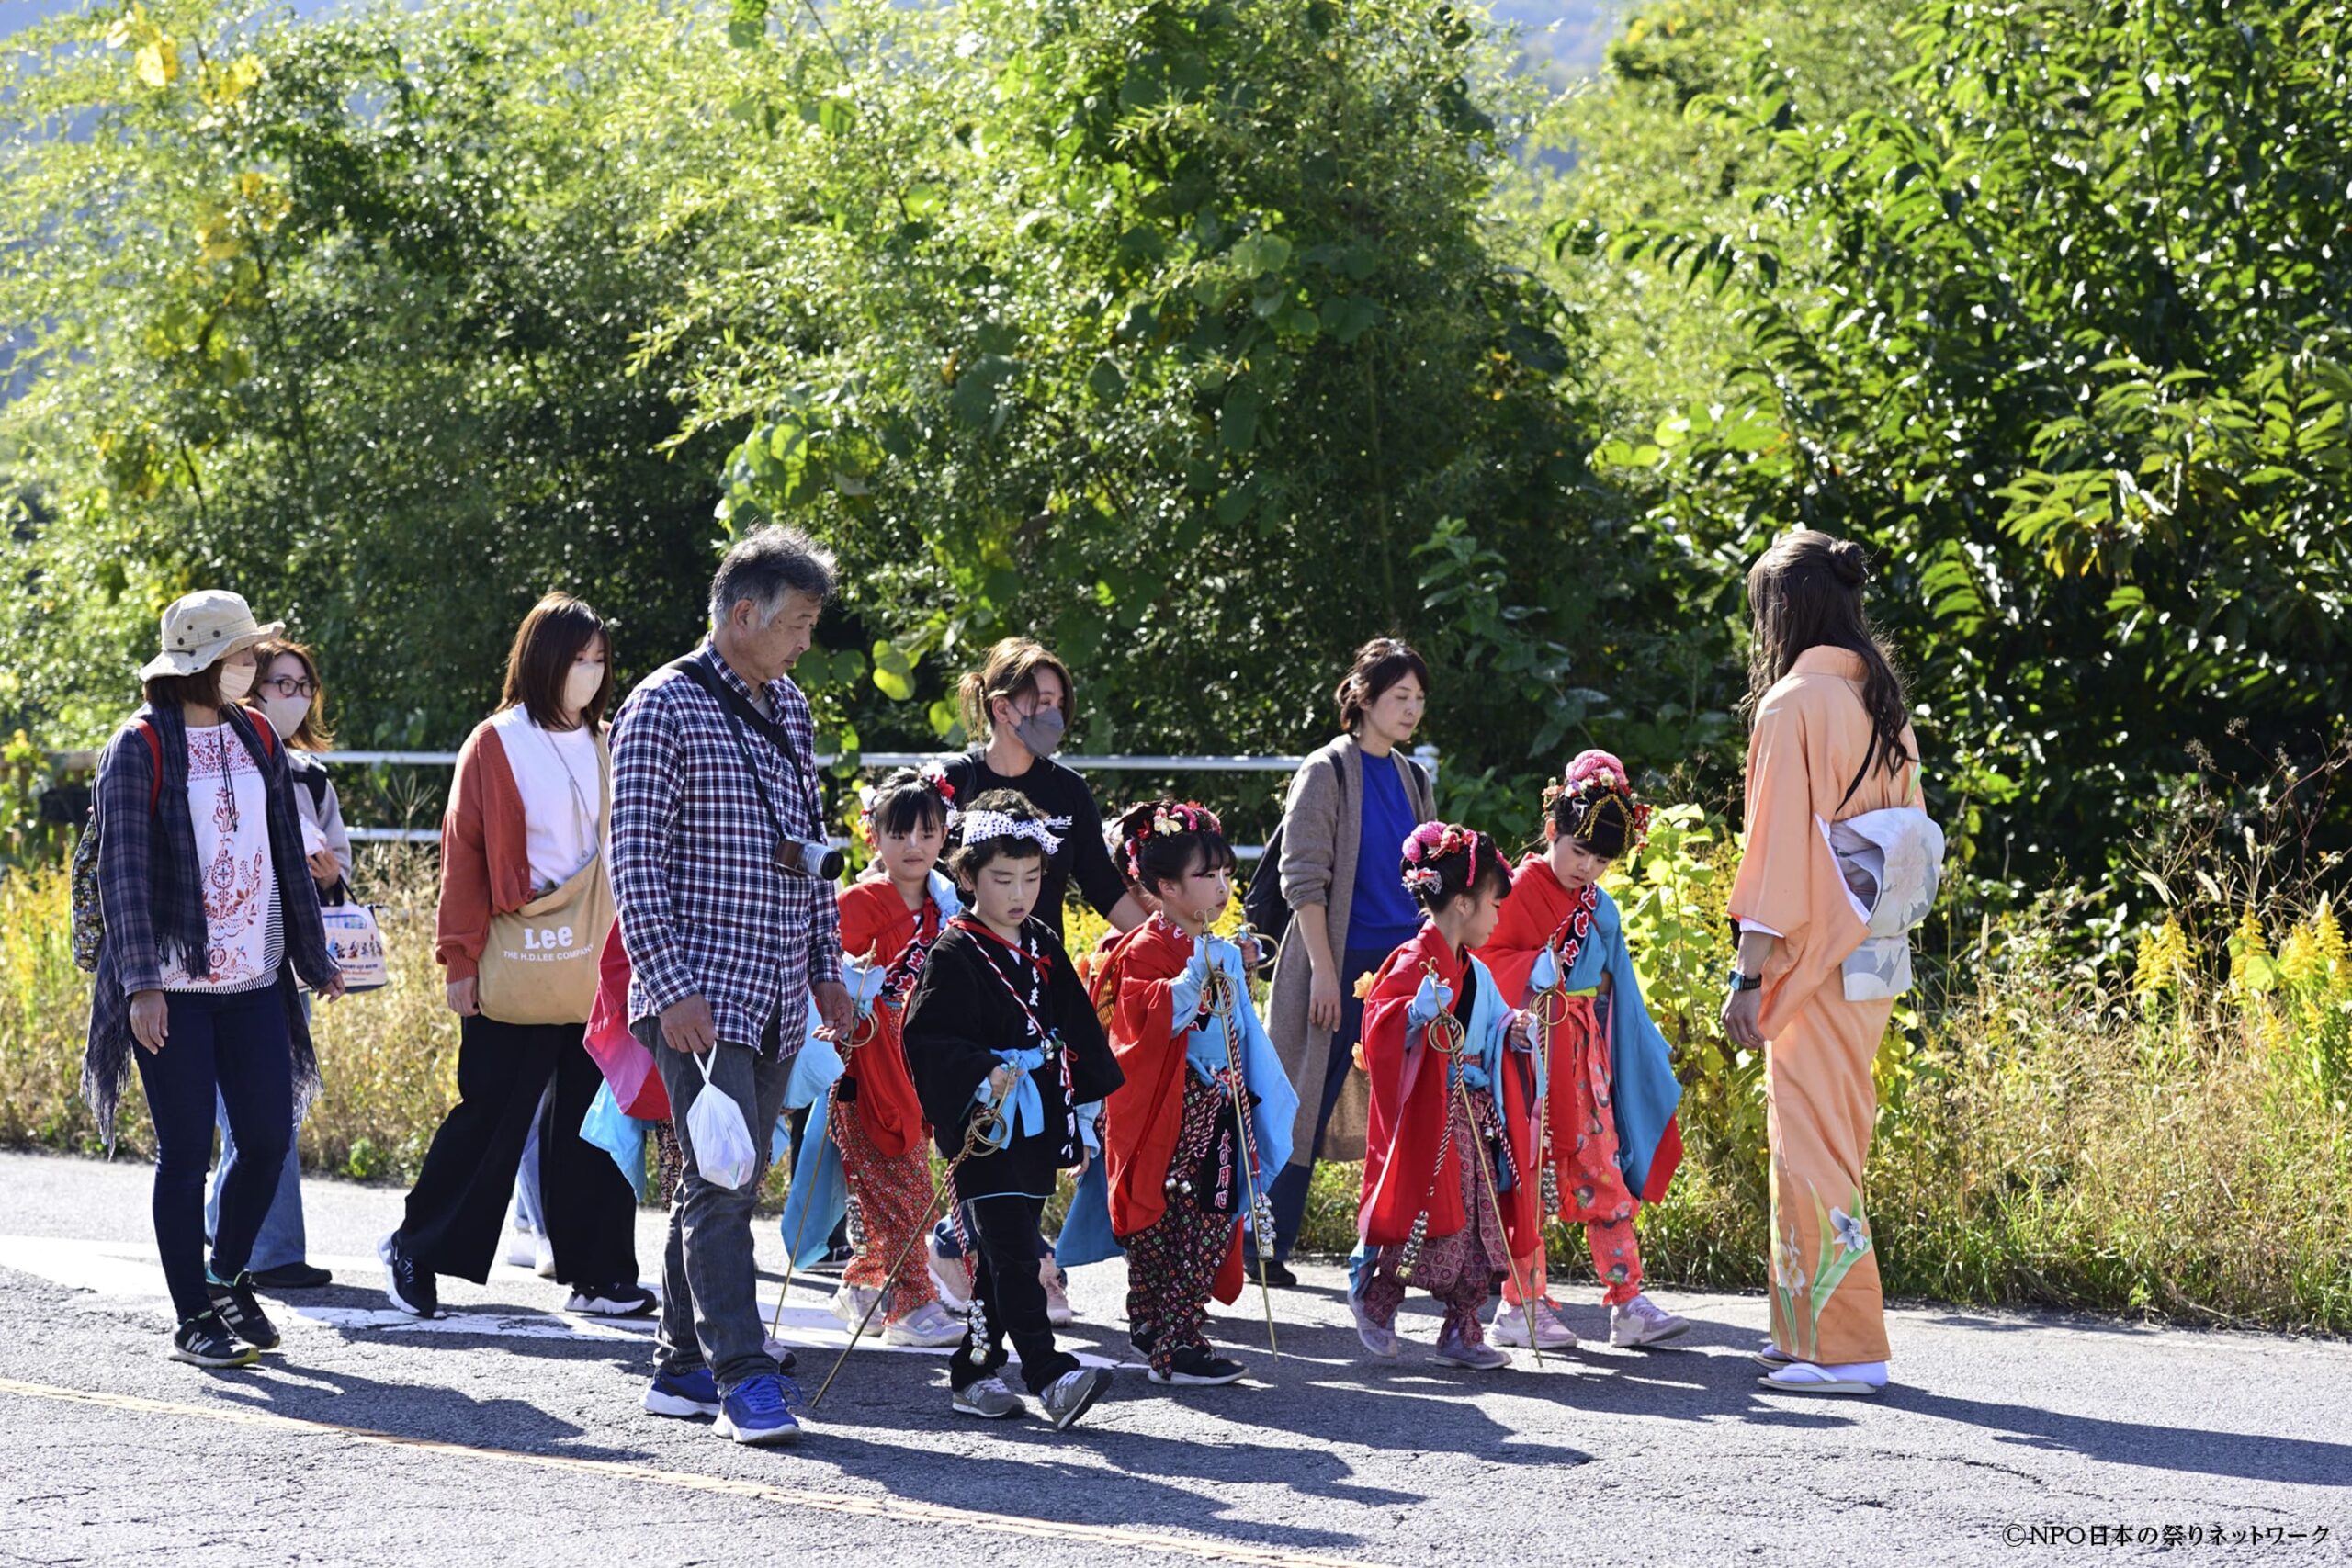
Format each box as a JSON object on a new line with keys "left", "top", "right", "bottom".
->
{"left": 138, "top": 590, "right": 286, "bottom": 681}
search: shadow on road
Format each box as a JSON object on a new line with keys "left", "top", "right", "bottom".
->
{"left": 1893, "top": 1389, "right": 2352, "bottom": 1487}
{"left": 199, "top": 1359, "right": 658, "bottom": 1466}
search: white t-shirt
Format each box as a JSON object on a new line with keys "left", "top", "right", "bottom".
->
{"left": 491, "top": 707, "right": 604, "bottom": 894}
{"left": 159, "top": 724, "right": 283, "bottom": 993}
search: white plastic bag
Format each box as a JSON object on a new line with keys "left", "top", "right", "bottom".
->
{"left": 686, "top": 1050, "right": 759, "bottom": 1191}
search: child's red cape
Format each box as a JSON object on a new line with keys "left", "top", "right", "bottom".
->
{"left": 1474, "top": 853, "right": 1682, "bottom": 1205}
{"left": 1096, "top": 921, "right": 1248, "bottom": 1304}
{"left": 1356, "top": 923, "right": 1541, "bottom": 1250}
{"left": 832, "top": 880, "right": 939, "bottom": 1160}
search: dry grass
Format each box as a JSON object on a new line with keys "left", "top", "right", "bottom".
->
{"left": 0, "top": 846, "right": 463, "bottom": 1177}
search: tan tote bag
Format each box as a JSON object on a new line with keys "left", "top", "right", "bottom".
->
{"left": 476, "top": 733, "right": 615, "bottom": 1027}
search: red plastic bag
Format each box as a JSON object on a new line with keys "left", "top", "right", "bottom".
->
{"left": 583, "top": 925, "right": 670, "bottom": 1121}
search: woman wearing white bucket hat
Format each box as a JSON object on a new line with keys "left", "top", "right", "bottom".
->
{"left": 82, "top": 590, "right": 346, "bottom": 1370}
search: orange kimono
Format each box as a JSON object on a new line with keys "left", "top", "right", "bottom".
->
{"left": 1728, "top": 646, "right": 1923, "bottom": 1366}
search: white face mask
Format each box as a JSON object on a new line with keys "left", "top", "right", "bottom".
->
{"left": 216, "top": 661, "right": 257, "bottom": 705}
{"left": 259, "top": 693, "right": 311, "bottom": 739}
{"left": 563, "top": 661, "right": 605, "bottom": 718}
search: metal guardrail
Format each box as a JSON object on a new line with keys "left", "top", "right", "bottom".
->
{"left": 51, "top": 745, "right": 1442, "bottom": 863}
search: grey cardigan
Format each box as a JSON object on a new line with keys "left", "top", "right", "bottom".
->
{"left": 1267, "top": 734, "right": 1436, "bottom": 1167}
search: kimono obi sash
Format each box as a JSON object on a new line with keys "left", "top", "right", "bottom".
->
{"left": 1823, "top": 806, "right": 1945, "bottom": 1001}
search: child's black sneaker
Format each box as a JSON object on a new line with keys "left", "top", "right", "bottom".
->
{"left": 1148, "top": 1346, "right": 1248, "bottom": 1386}
{"left": 171, "top": 1310, "right": 258, "bottom": 1369}
{"left": 204, "top": 1269, "right": 281, "bottom": 1350}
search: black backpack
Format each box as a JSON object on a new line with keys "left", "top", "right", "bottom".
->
{"left": 1243, "top": 751, "right": 1429, "bottom": 971}
{"left": 1240, "top": 818, "right": 1293, "bottom": 963}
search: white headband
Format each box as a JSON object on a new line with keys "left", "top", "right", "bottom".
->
{"left": 957, "top": 809, "right": 1062, "bottom": 856}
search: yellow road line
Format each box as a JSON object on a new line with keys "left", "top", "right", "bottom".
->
{"left": 0, "top": 1376, "right": 1389, "bottom": 1568}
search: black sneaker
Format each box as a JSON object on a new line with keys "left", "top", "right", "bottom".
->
{"left": 205, "top": 1270, "right": 281, "bottom": 1350}
{"left": 378, "top": 1232, "right": 438, "bottom": 1319}
{"left": 1130, "top": 1321, "right": 1160, "bottom": 1360}
{"left": 251, "top": 1261, "right": 333, "bottom": 1290}
{"left": 1148, "top": 1345, "right": 1248, "bottom": 1386}
{"left": 1260, "top": 1258, "right": 1299, "bottom": 1289}
{"left": 567, "top": 1282, "right": 658, "bottom": 1317}
{"left": 171, "top": 1310, "right": 258, "bottom": 1369}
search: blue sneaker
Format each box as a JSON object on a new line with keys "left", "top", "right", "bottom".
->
{"left": 643, "top": 1366, "right": 722, "bottom": 1419}
{"left": 714, "top": 1373, "right": 801, "bottom": 1446}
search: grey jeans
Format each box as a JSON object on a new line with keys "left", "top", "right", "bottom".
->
{"left": 643, "top": 1020, "right": 794, "bottom": 1393}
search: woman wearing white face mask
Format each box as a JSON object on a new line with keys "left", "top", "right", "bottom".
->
{"left": 192, "top": 638, "right": 356, "bottom": 1292}
{"left": 380, "top": 593, "right": 649, "bottom": 1322}
{"left": 82, "top": 591, "right": 347, "bottom": 1368}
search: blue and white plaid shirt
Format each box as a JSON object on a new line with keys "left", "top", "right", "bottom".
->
{"left": 609, "top": 641, "right": 842, "bottom": 1054}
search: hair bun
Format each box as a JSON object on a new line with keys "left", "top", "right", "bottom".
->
{"left": 1830, "top": 539, "right": 1869, "bottom": 587}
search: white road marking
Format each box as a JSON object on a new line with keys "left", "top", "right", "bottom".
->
{"left": 0, "top": 1235, "right": 1128, "bottom": 1366}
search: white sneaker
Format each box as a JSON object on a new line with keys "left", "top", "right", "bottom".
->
{"left": 1492, "top": 1298, "right": 1579, "bottom": 1349}
{"left": 882, "top": 1300, "right": 967, "bottom": 1348}
{"left": 533, "top": 1235, "right": 557, "bottom": 1280}
{"left": 1040, "top": 1258, "right": 1074, "bottom": 1327}
{"left": 830, "top": 1283, "right": 880, "bottom": 1328}
{"left": 1608, "top": 1292, "right": 1692, "bottom": 1348}
{"left": 926, "top": 1233, "right": 973, "bottom": 1313}
{"left": 502, "top": 1228, "right": 539, "bottom": 1270}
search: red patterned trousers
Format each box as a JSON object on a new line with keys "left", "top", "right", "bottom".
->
{"left": 831, "top": 1094, "right": 940, "bottom": 1323}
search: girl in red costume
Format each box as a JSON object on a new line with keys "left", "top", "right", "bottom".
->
{"left": 1474, "top": 751, "right": 1690, "bottom": 1352}
{"left": 1349, "top": 823, "right": 1538, "bottom": 1370}
{"left": 826, "top": 767, "right": 968, "bottom": 1348}
{"left": 1100, "top": 801, "right": 1297, "bottom": 1386}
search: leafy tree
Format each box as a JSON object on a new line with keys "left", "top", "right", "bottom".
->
{"left": 0, "top": 0, "right": 747, "bottom": 749}
{"left": 1541, "top": 0, "right": 2352, "bottom": 890}
{"left": 662, "top": 0, "right": 1661, "bottom": 831}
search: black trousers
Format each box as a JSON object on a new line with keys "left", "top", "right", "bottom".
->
{"left": 949, "top": 1193, "right": 1078, "bottom": 1394}
{"left": 399, "top": 1014, "right": 639, "bottom": 1287}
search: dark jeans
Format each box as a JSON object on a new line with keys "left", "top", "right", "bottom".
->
{"left": 207, "top": 993, "right": 312, "bottom": 1271}
{"left": 650, "top": 1025, "right": 795, "bottom": 1394}
{"left": 1267, "top": 945, "right": 1388, "bottom": 1262}
{"left": 134, "top": 982, "right": 294, "bottom": 1323}
{"left": 399, "top": 1014, "right": 639, "bottom": 1287}
{"left": 950, "top": 1193, "right": 1077, "bottom": 1394}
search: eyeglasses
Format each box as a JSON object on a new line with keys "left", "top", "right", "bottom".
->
{"left": 264, "top": 676, "right": 319, "bottom": 699}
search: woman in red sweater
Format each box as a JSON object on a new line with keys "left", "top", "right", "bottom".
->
{"left": 379, "top": 594, "right": 646, "bottom": 1323}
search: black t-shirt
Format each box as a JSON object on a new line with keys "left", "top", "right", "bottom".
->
{"left": 939, "top": 750, "right": 1126, "bottom": 942}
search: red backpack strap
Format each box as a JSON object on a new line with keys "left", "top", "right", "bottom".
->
{"left": 139, "top": 720, "right": 162, "bottom": 815}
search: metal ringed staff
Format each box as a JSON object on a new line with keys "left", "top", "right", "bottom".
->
{"left": 1203, "top": 953, "right": 1281, "bottom": 1359}
{"left": 808, "top": 1076, "right": 1017, "bottom": 1409}
{"left": 1419, "top": 962, "right": 1546, "bottom": 1371}
{"left": 1525, "top": 954, "right": 1571, "bottom": 1223}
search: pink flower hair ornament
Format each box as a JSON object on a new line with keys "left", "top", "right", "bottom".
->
{"left": 1122, "top": 800, "right": 1224, "bottom": 883}
{"left": 1400, "top": 820, "right": 1481, "bottom": 896}
{"left": 1542, "top": 748, "right": 1654, "bottom": 852}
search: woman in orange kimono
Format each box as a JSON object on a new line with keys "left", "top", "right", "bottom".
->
{"left": 1722, "top": 531, "right": 1926, "bottom": 1397}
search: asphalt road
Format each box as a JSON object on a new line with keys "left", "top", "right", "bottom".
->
{"left": 0, "top": 1149, "right": 2343, "bottom": 1567}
